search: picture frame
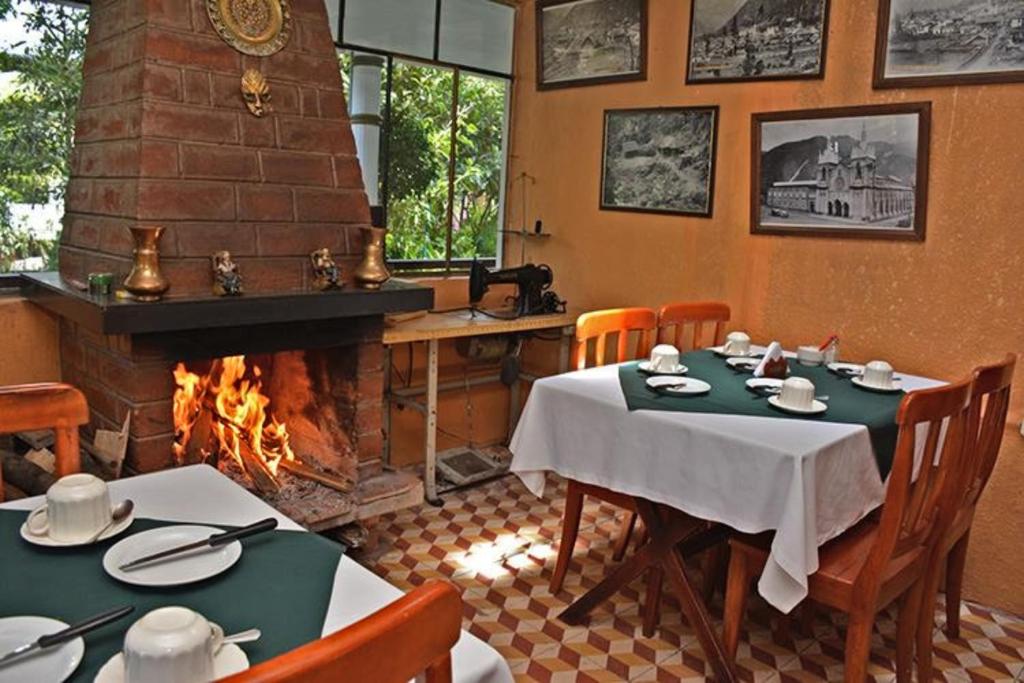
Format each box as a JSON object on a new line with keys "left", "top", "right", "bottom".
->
{"left": 600, "top": 106, "right": 719, "bottom": 218}
{"left": 874, "top": 0, "right": 1024, "bottom": 89}
{"left": 535, "top": 0, "right": 647, "bottom": 90}
{"left": 685, "top": 0, "right": 831, "bottom": 85}
{"left": 750, "top": 102, "right": 931, "bottom": 241}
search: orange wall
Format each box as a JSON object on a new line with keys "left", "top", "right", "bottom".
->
{"left": 1, "top": 298, "right": 60, "bottom": 385}
{"left": 506, "top": 0, "right": 1024, "bottom": 613}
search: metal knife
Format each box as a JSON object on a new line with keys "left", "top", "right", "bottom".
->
{"left": 119, "top": 518, "right": 278, "bottom": 571}
{"left": 0, "top": 606, "right": 134, "bottom": 666}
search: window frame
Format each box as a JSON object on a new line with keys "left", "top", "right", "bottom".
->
{"left": 337, "top": 0, "right": 514, "bottom": 274}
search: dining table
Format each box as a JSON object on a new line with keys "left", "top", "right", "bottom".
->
{"left": 509, "top": 346, "right": 943, "bottom": 681}
{"left": 0, "top": 464, "right": 513, "bottom": 683}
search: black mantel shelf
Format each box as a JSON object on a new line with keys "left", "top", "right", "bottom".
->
{"left": 20, "top": 272, "right": 434, "bottom": 336}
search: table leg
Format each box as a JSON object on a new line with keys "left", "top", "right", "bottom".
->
{"left": 635, "top": 499, "right": 736, "bottom": 683}
{"left": 382, "top": 345, "right": 393, "bottom": 468}
{"left": 507, "top": 376, "right": 521, "bottom": 442}
{"left": 424, "top": 338, "right": 441, "bottom": 506}
{"left": 558, "top": 325, "right": 572, "bottom": 373}
{"left": 558, "top": 497, "right": 735, "bottom": 683}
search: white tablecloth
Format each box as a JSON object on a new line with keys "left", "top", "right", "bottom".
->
{"left": 510, "top": 361, "right": 943, "bottom": 613}
{"left": 1, "top": 465, "right": 512, "bottom": 683}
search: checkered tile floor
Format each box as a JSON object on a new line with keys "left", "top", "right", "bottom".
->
{"left": 356, "top": 474, "right": 1024, "bottom": 682}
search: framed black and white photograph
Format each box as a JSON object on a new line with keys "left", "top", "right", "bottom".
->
{"left": 874, "top": 0, "right": 1024, "bottom": 88}
{"left": 536, "top": 0, "right": 647, "bottom": 90}
{"left": 600, "top": 107, "right": 719, "bottom": 217}
{"left": 751, "top": 103, "right": 931, "bottom": 241}
{"left": 686, "top": 0, "right": 830, "bottom": 84}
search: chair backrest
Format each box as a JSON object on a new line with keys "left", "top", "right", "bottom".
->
{"left": 221, "top": 580, "right": 461, "bottom": 683}
{"left": 962, "top": 354, "right": 1016, "bottom": 509}
{"left": 856, "top": 377, "right": 973, "bottom": 596}
{"left": 575, "top": 308, "right": 657, "bottom": 370}
{"left": 656, "top": 301, "right": 731, "bottom": 350}
{"left": 0, "top": 383, "right": 88, "bottom": 502}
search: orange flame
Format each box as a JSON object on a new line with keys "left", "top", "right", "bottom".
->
{"left": 172, "top": 356, "right": 295, "bottom": 476}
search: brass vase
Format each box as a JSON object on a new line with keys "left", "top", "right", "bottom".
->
{"left": 123, "top": 225, "right": 170, "bottom": 302}
{"left": 353, "top": 226, "right": 391, "bottom": 289}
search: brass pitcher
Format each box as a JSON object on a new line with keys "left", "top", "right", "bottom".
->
{"left": 353, "top": 226, "right": 390, "bottom": 289}
{"left": 123, "top": 225, "right": 170, "bottom": 302}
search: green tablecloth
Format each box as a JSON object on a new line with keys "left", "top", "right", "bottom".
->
{"left": 618, "top": 350, "right": 904, "bottom": 477}
{"left": 0, "top": 511, "right": 345, "bottom": 681}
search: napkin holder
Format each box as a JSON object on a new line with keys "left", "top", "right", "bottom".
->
{"left": 762, "top": 356, "right": 790, "bottom": 379}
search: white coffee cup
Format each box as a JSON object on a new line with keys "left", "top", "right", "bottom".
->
{"left": 723, "top": 332, "right": 751, "bottom": 356}
{"left": 778, "top": 377, "right": 816, "bottom": 411}
{"left": 797, "top": 345, "right": 825, "bottom": 366}
{"left": 26, "top": 473, "right": 112, "bottom": 543}
{"left": 648, "top": 344, "right": 681, "bottom": 373}
{"left": 862, "top": 360, "right": 895, "bottom": 389}
{"left": 124, "top": 607, "right": 225, "bottom": 683}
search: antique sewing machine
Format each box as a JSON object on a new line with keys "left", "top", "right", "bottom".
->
{"left": 469, "top": 261, "right": 566, "bottom": 318}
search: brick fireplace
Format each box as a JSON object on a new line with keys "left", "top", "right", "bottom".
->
{"left": 23, "top": 0, "right": 434, "bottom": 528}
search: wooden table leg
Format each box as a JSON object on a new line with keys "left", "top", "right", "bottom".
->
{"left": 558, "top": 496, "right": 735, "bottom": 683}
{"left": 424, "top": 338, "right": 441, "bottom": 506}
{"left": 635, "top": 499, "right": 736, "bottom": 683}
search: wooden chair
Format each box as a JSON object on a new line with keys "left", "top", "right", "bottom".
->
{"left": 550, "top": 308, "right": 656, "bottom": 595}
{"left": 915, "top": 354, "right": 1015, "bottom": 681}
{"left": 656, "top": 301, "right": 731, "bottom": 350}
{"left": 722, "top": 376, "right": 974, "bottom": 683}
{"left": 221, "top": 580, "right": 462, "bottom": 683}
{"left": 0, "top": 383, "right": 88, "bottom": 502}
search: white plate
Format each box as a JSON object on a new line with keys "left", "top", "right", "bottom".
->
{"left": 103, "top": 526, "right": 242, "bottom": 587}
{"left": 709, "top": 345, "right": 757, "bottom": 358}
{"left": 768, "top": 396, "right": 828, "bottom": 415}
{"left": 851, "top": 376, "right": 903, "bottom": 394}
{"left": 746, "top": 378, "right": 784, "bottom": 392}
{"left": 637, "top": 361, "right": 688, "bottom": 376}
{"left": 726, "top": 357, "right": 760, "bottom": 372}
{"left": 0, "top": 616, "right": 83, "bottom": 683}
{"left": 827, "top": 362, "right": 864, "bottom": 377}
{"left": 93, "top": 642, "right": 249, "bottom": 683}
{"left": 645, "top": 376, "right": 711, "bottom": 396}
{"left": 20, "top": 508, "right": 136, "bottom": 548}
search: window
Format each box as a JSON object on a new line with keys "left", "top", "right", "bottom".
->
{"left": 333, "top": 0, "right": 514, "bottom": 273}
{"left": 0, "top": 1, "right": 87, "bottom": 273}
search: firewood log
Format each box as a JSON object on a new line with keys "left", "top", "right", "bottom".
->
{"left": 236, "top": 437, "right": 281, "bottom": 496}
{"left": 1, "top": 449, "right": 56, "bottom": 496}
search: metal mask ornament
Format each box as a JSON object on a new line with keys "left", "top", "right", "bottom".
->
{"left": 212, "top": 251, "right": 244, "bottom": 297}
{"left": 207, "top": 0, "right": 292, "bottom": 57}
{"left": 241, "top": 69, "right": 271, "bottom": 117}
{"left": 310, "top": 248, "right": 342, "bottom": 291}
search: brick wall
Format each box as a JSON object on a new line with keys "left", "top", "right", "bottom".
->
{"left": 60, "top": 0, "right": 369, "bottom": 297}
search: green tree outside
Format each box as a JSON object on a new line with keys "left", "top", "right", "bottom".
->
{"left": 0, "top": 1, "right": 86, "bottom": 272}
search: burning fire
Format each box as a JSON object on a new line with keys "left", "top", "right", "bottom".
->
{"left": 173, "top": 356, "right": 295, "bottom": 476}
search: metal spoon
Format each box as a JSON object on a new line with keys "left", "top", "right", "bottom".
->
{"left": 86, "top": 499, "right": 134, "bottom": 543}
{"left": 222, "top": 629, "right": 261, "bottom": 645}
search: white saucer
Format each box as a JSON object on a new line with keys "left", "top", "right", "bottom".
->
{"left": 710, "top": 345, "right": 757, "bottom": 358}
{"left": 851, "top": 377, "right": 903, "bottom": 394}
{"left": 637, "top": 361, "right": 688, "bottom": 376}
{"left": 726, "top": 357, "right": 760, "bottom": 372}
{"left": 828, "top": 362, "right": 864, "bottom": 376}
{"left": 768, "top": 396, "right": 828, "bottom": 415}
{"left": 93, "top": 642, "right": 249, "bottom": 683}
{"left": 646, "top": 376, "right": 711, "bottom": 396}
{"left": 20, "top": 509, "right": 135, "bottom": 548}
{"left": 102, "top": 525, "right": 242, "bottom": 587}
{"left": 746, "top": 378, "right": 784, "bottom": 392}
{"left": 0, "top": 616, "right": 83, "bottom": 683}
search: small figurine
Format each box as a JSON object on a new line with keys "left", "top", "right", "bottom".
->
{"left": 310, "top": 248, "right": 342, "bottom": 291}
{"left": 212, "top": 250, "right": 243, "bottom": 296}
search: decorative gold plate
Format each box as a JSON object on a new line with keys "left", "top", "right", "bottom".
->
{"left": 207, "top": 0, "right": 292, "bottom": 57}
